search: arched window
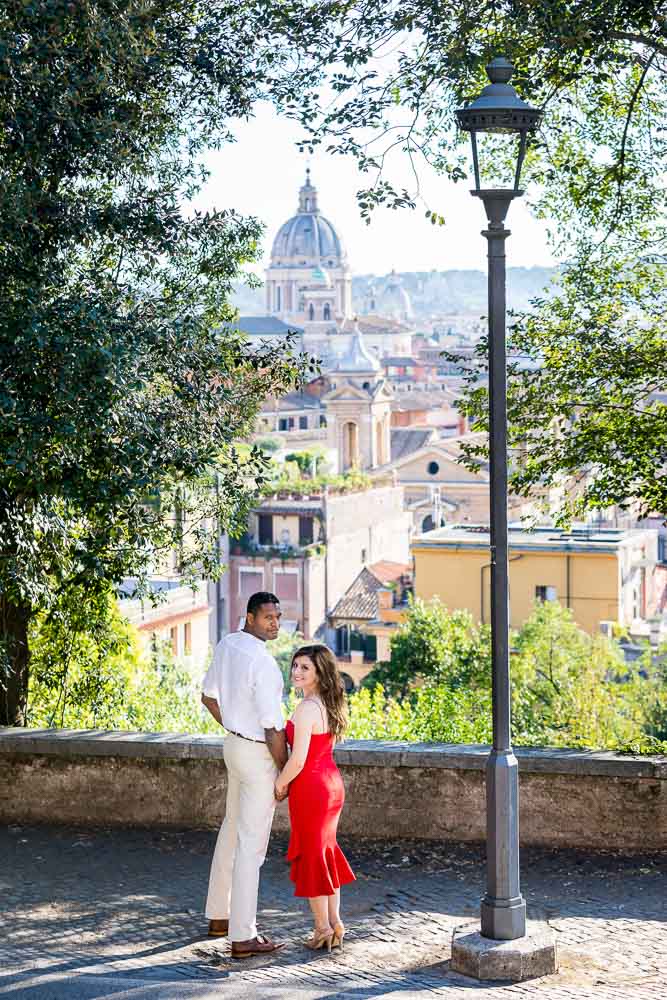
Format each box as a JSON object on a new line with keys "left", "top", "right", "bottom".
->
{"left": 308, "top": 303, "right": 315, "bottom": 321}
{"left": 427, "top": 460, "right": 440, "bottom": 476}
{"left": 323, "top": 303, "right": 331, "bottom": 321}
{"left": 422, "top": 515, "right": 435, "bottom": 533}
{"left": 305, "top": 198, "right": 311, "bottom": 211}
{"left": 276, "top": 285, "right": 281, "bottom": 311}
{"left": 342, "top": 422, "right": 359, "bottom": 471}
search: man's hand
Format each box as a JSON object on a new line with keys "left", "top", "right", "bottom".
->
{"left": 201, "top": 694, "right": 223, "bottom": 727}
{"left": 264, "top": 727, "right": 288, "bottom": 770}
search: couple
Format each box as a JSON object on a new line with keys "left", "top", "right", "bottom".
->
{"left": 201, "top": 591, "right": 355, "bottom": 958}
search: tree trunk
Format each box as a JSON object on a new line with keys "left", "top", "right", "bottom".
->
{"left": 0, "top": 595, "right": 32, "bottom": 726}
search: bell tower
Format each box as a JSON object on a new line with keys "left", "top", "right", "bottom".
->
{"left": 323, "top": 323, "right": 393, "bottom": 472}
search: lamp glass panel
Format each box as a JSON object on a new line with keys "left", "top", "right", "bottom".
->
{"left": 466, "top": 131, "right": 527, "bottom": 191}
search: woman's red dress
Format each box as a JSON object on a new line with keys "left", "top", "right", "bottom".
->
{"left": 285, "top": 719, "right": 356, "bottom": 898}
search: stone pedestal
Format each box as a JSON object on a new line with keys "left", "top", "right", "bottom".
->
{"left": 450, "top": 920, "right": 557, "bottom": 982}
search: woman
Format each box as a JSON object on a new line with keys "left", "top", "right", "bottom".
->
{"left": 274, "top": 644, "right": 355, "bottom": 952}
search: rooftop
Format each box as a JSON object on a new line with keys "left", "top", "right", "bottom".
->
{"left": 390, "top": 427, "right": 437, "bottom": 462}
{"left": 413, "top": 523, "right": 656, "bottom": 553}
{"left": 330, "top": 561, "right": 411, "bottom": 620}
{"left": 234, "top": 315, "right": 304, "bottom": 337}
{"left": 261, "top": 390, "right": 323, "bottom": 413}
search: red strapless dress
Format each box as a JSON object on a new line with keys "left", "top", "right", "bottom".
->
{"left": 285, "top": 719, "right": 356, "bottom": 897}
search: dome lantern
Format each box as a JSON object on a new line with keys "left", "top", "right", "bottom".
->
{"left": 298, "top": 167, "right": 319, "bottom": 214}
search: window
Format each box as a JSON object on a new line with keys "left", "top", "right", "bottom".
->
{"left": 427, "top": 461, "right": 440, "bottom": 475}
{"left": 336, "top": 625, "right": 350, "bottom": 655}
{"left": 536, "top": 586, "right": 558, "bottom": 602}
{"left": 422, "top": 515, "right": 435, "bottom": 533}
{"left": 362, "top": 381, "right": 370, "bottom": 390}
{"left": 170, "top": 626, "right": 178, "bottom": 656}
{"left": 319, "top": 415, "right": 327, "bottom": 428}
{"left": 183, "top": 622, "right": 192, "bottom": 656}
{"left": 278, "top": 418, "right": 288, "bottom": 431}
{"left": 276, "top": 285, "right": 281, "bottom": 311}
{"left": 299, "top": 415, "right": 308, "bottom": 430}
{"left": 299, "top": 516, "right": 314, "bottom": 546}
{"left": 323, "top": 303, "right": 331, "bottom": 321}
{"left": 273, "top": 569, "right": 299, "bottom": 602}
{"left": 239, "top": 568, "right": 263, "bottom": 598}
{"left": 258, "top": 513, "right": 273, "bottom": 546}
{"left": 361, "top": 547, "right": 367, "bottom": 564}
{"left": 308, "top": 303, "right": 315, "bottom": 321}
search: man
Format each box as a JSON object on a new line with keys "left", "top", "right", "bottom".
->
{"left": 201, "top": 591, "right": 288, "bottom": 958}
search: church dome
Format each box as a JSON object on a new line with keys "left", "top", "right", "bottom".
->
{"left": 375, "top": 269, "right": 413, "bottom": 320}
{"left": 270, "top": 169, "right": 346, "bottom": 264}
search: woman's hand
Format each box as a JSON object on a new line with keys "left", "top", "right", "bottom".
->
{"left": 274, "top": 779, "right": 289, "bottom": 802}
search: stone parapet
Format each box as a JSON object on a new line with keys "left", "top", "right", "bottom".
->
{"left": 1, "top": 728, "right": 665, "bottom": 850}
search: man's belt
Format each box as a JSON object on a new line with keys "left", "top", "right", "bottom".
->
{"left": 227, "top": 729, "right": 266, "bottom": 744}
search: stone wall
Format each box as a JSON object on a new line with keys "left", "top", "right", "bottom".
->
{"left": 1, "top": 728, "right": 665, "bottom": 851}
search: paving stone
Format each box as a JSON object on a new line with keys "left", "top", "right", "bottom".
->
{"left": 0, "top": 826, "right": 665, "bottom": 999}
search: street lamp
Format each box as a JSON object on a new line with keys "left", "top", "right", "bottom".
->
{"left": 456, "top": 57, "right": 542, "bottom": 942}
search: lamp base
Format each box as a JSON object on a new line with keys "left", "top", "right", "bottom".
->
{"left": 451, "top": 920, "right": 558, "bottom": 983}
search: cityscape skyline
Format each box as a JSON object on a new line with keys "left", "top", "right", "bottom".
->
{"left": 192, "top": 102, "right": 561, "bottom": 279}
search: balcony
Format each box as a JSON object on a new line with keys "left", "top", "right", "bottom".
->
{"left": 231, "top": 536, "right": 326, "bottom": 560}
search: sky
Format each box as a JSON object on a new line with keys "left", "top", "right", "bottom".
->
{"left": 192, "top": 102, "right": 559, "bottom": 279}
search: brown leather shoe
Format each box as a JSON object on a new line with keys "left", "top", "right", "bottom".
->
{"left": 207, "top": 919, "right": 229, "bottom": 938}
{"left": 231, "top": 934, "right": 284, "bottom": 959}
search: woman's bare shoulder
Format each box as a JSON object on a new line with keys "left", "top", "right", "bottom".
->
{"left": 291, "top": 699, "right": 321, "bottom": 725}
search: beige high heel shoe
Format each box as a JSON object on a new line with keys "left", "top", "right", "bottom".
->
{"left": 305, "top": 926, "right": 334, "bottom": 952}
{"left": 332, "top": 922, "right": 346, "bottom": 949}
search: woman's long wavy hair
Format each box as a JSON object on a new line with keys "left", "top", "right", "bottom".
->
{"left": 291, "top": 644, "right": 348, "bottom": 742}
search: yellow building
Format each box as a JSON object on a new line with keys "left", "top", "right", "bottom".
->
{"left": 413, "top": 525, "right": 661, "bottom": 633}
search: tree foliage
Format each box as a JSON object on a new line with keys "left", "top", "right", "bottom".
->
{"left": 364, "top": 597, "right": 666, "bottom": 753}
{"left": 0, "top": 0, "right": 323, "bottom": 724}
{"left": 363, "top": 597, "right": 491, "bottom": 698}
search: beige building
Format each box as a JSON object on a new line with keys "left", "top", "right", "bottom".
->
{"left": 413, "top": 524, "right": 662, "bottom": 634}
{"left": 373, "top": 432, "right": 491, "bottom": 532}
{"left": 120, "top": 584, "right": 211, "bottom": 664}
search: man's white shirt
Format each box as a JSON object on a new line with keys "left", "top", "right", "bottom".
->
{"left": 202, "top": 630, "right": 284, "bottom": 740}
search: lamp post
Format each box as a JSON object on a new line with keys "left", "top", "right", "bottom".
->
{"left": 456, "top": 58, "right": 542, "bottom": 942}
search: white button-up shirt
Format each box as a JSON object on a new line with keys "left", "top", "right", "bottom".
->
{"left": 202, "top": 630, "right": 284, "bottom": 740}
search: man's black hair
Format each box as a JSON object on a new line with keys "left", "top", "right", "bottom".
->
{"left": 246, "top": 592, "right": 280, "bottom": 617}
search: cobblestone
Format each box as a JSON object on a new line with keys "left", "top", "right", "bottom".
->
{"left": 0, "top": 826, "right": 664, "bottom": 999}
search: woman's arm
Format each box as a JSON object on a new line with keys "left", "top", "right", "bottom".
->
{"left": 275, "top": 703, "right": 317, "bottom": 796}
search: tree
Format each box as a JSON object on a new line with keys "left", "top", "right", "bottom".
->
{"left": 511, "top": 601, "right": 656, "bottom": 750}
{"left": 0, "top": 1, "right": 323, "bottom": 725}
{"left": 364, "top": 597, "right": 491, "bottom": 698}
{"left": 273, "top": 1, "right": 667, "bottom": 521}
{"left": 455, "top": 258, "right": 667, "bottom": 522}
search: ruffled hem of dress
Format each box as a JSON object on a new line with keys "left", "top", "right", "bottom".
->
{"left": 287, "top": 840, "right": 356, "bottom": 898}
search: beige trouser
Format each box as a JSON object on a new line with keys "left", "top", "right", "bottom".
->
{"left": 205, "top": 733, "right": 277, "bottom": 941}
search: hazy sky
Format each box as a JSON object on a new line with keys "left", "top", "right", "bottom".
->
{"left": 193, "top": 102, "right": 559, "bottom": 278}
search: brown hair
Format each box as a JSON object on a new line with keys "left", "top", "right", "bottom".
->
{"left": 291, "top": 644, "right": 348, "bottom": 742}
